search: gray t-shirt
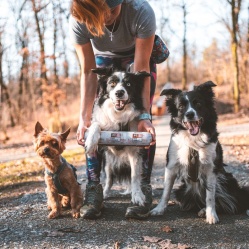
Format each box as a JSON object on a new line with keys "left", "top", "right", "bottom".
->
{"left": 69, "top": 0, "right": 156, "bottom": 57}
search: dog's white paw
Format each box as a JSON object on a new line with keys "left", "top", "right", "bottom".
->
{"left": 206, "top": 208, "right": 219, "bottom": 224}
{"left": 132, "top": 191, "right": 145, "bottom": 206}
{"left": 198, "top": 208, "right": 206, "bottom": 218}
{"left": 85, "top": 135, "right": 100, "bottom": 154}
{"left": 103, "top": 189, "right": 111, "bottom": 199}
{"left": 84, "top": 124, "right": 101, "bottom": 154}
{"left": 150, "top": 204, "right": 165, "bottom": 216}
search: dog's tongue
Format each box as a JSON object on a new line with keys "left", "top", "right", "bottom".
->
{"left": 186, "top": 121, "right": 199, "bottom": 136}
{"left": 115, "top": 100, "right": 125, "bottom": 111}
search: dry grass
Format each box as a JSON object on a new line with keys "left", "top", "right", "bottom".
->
{"left": 0, "top": 148, "right": 85, "bottom": 190}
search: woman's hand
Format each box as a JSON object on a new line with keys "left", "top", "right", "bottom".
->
{"left": 137, "top": 119, "right": 156, "bottom": 147}
{"left": 76, "top": 118, "right": 91, "bottom": 146}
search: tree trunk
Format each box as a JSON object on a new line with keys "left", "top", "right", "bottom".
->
{"left": 246, "top": 4, "right": 249, "bottom": 97}
{"left": 52, "top": 2, "right": 59, "bottom": 86}
{"left": 31, "top": 0, "right": 48, "bottom": 89}
{"left": 0, "top": 30, "right": 15, "bottom": 127}
{"left": 182, "top": 2, "right": 187, "bottom": 90}
{"left": 230, "top": 0, "right": 241, "bottom": 113}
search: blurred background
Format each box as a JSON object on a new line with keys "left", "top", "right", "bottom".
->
{"left": 0, "top": 0, "right": 248, "bottom": 144}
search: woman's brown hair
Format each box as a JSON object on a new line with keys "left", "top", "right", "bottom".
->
{"left": 70, "top": 0, "right": 110, "bottom": 37}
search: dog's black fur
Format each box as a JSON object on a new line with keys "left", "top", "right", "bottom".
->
{"left": 85, "top": 68, "right": 150, "bottom": 203}
{"left": 151, "top": 81, "right": 249, "bottom": 224}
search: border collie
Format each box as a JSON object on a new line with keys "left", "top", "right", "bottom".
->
{"left": 150, "top": 81, "right": 249, "bottom": 224}
{"left": 85, "top": 68, "right": 150, "bottom": 205}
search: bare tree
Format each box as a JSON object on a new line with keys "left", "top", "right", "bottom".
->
{"left": 0, "top": 25, "right": 15, "bottom": 128}
{"left": 173, "top": 0, "right": 189, "bottom": 90}
{"left": 181, "top": 1, "right": 188, "bottom": 90}
{"left": 31, "top": 0, "right": 49, "bottom": 89}
{"left": 245, "top": 4, "right": 249, "bottom": 96}
{"left": 52, "top": 1, "right": 59, "bottom": 86}
{"left": 223, "top": 0, "right": 242, "bottom": 113}
{"left": 10, "top": 0, "right": 32, "bottom": 124}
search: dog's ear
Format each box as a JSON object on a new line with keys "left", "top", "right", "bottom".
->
{"left": 126, "top": 71, "right": 150, "bottom": 87}
{"left": 92, "top": 67, "right": 114, "bottom": 77}
{"left": 126, "top": 71, "right": 151, "bottom": 80}
{"left": 160, "top": 89, "right": 182, "bottom": 99}
{"left": 34, "top": 121, "right": 44, "bottom": 137}
{"left": 60, "top": 128, "right": 70, "bottom": 142}
{"left": 194, "top": 81, "right": 216, "bottom": 99}
{"left": 194, "top": 81, "right": 216, "bottom": 92}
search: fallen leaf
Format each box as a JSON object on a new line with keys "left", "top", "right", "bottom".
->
{"left": 162, "top": 225, "right": 173, "bottom": 233}
{"left": 177, "top": 243, "right": 193, "bottom": 249}
{"left": 143, "top": 236, "right": 162, "bottom": 243}
{"left": 168, "top": 200, "right": 176, "bottom": 206}
{"left": 158, "top": 239, "right": 177, "bottom": 249}
{"left": 22, "top": 207, "right": 33, "bottom": 214}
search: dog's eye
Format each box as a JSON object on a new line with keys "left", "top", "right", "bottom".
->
{"left": 109, "top": 82, "right": 116, "bottom": 88}
{"left": 40, "top": 141, "right": 45, "bottom": 146}
{"left": 52, "top": 141, "right": 58, "bottom": 147}
{"left": 193, "top": 100, "right": 201, "bottom": 107}
{"left": 178, "top": 105, "right": 185, "bottom": 111}
{"left": 126, "top": 82, "right": 131, "bottom": 87}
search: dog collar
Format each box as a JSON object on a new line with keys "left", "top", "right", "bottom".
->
{"left": 46, "top": 157, "right": 79, "bottom": 195}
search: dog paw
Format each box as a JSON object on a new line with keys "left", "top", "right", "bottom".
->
{"left": 85, "top": 140, "right": 98, "bottom": 155}
{"left": 206, "top": 208, "right": 219, "bottom": 224}
{"left": 61, "top": 196, "right": 70, "bottom": 208}
{"left": 72, "top": 211, "right": 80, "bottom": 219}
{"left": 132, "top": 191, "right": 145, "bottom": 206}
{"left": 198, "top": 208, "right": 206, "bottom": 218}
{"left": 48, "top": 211, "right": 60, "bottom": 219}
{"left": 103, "top": 189, "right": 111, "bottom": 199}
{"left": 150, "top": 206, "right": 165, "bottom": 216}
{"left": 85, "top": 125, "right": 101, "bottom": 154}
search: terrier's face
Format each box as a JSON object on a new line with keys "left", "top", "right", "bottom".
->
{"left": 33, "top": 122, "right": 70, "bottom": 160}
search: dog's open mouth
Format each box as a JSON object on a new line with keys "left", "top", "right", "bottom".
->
{"left": 183, "top": 119, "right": 202, "bottom": 136}
{"left": 114, "top": 100, "right": 127, "bottom": 111}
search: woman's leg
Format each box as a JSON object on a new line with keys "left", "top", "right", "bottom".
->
{"left": 141, "top": 60, "right": 157, "bottom": 184}
{"left": 123, "top": 59, "right": 157, "bottom": 219}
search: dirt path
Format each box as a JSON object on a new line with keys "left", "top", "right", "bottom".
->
{"left": 0, "top": 115, "right": 249, "bottom": 248}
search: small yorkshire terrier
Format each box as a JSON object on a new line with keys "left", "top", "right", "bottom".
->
{"left": 33, "top": 121, "right": 83, "bottom": 219}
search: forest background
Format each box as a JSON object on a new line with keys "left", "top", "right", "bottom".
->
{"left": 0, "top": 0, "right": 249, "bottom": 144}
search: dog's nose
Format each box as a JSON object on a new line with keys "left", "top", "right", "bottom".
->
{"left": 115, "top": 90, "right": 125, "bottom": 98}
{"left": 44, "top": 147, "right": 50, "bottom": 154}
{"left": 185, "top": 111, "right": 195, "bottom": 119}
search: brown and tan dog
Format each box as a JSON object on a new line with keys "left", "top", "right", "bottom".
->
{"left": 33, "top": 121, "right": 83, "bottom": 219}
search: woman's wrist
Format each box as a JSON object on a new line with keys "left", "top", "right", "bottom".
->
{"left": 138, "top": 113, "right": 151, "bottom": 120}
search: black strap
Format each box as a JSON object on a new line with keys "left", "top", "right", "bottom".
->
{"left": 118, "top": 122, "right": 129, "bottom": 131}
{"left": 46, "top": 158, "right": 79, "bottom": 195}
{"left": 187, "top": 149, "right": 199, "bottom": 182}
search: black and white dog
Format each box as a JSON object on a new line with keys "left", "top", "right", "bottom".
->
{"left": 85, "top": 68, "right": 150, "bottom": 205}
{"left": 151, "top": 81, "right": 249, "bottom": 224}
